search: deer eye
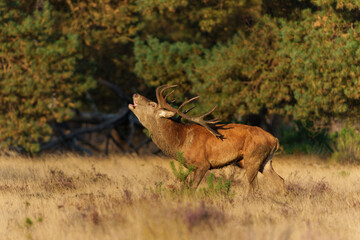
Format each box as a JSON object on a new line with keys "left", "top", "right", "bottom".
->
{"left": 149, "top": 102, "right": 156, "bottom": 108}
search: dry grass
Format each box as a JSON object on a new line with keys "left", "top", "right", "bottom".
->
{"left": 1, "top": 153, "right": 360, "bottom": 240}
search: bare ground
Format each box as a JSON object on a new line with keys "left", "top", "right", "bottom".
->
{"left": 1, "top": 153, "right": 360, "bottom": 240}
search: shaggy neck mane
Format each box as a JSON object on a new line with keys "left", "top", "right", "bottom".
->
{"left": 147, "top": 118, "right": 188, "bottom": 158}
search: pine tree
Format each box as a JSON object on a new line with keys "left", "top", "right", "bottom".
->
{"left": 0, "top": 1, "right": 94, "bottom": 153}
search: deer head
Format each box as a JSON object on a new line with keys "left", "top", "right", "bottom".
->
{"left": 128, "top": 85, "right": 221, "bottom": 137}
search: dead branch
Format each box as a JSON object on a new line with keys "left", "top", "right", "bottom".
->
{"left": 98, "top": 79, "right": 131, "bottom": 103}
{"left": 40, "top": 110, "right": 130, "bottom": 153}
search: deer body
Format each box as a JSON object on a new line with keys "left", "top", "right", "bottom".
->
{"left": 129, "top": 85, "right": 284, "bottom": 193}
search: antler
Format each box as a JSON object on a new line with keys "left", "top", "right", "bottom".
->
{"left": 156, "top": 85, "right": 222, "bottom": 137}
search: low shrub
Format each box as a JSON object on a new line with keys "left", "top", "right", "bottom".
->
{"left": 169, "top": 152, "right": 194, "bottom": 185}
{"left": 278, "top": 121, "right": 333, "bottom": 156}
{"left": 331, "top": 126, "right": 360, "bottom": 163}
{"left": 168, "top": 153, "right": 234, "bottom": 198}
{"left": 199, "top": 173, "right": 233, "bottom": 198}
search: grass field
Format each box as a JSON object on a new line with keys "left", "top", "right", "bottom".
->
{"left": 1, "top": 153, "right": 360, "bottom": 240}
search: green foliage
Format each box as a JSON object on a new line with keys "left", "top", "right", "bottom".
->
{"left": 169, "top": 152, "right": 194, "bottom": 184}
{"left": 134, "top": 1, "right": 360, "bottom": 126}
{"left": 278, "top": 121, "right": 333, "bottom": 155}
{"left": 167, "top": 161, "right": 233, "bottom": 198}
{"left": 137, "top": 0, "right": 261, "bottom": 46}
{"left": 24, "top": 217, "right": 33, "bottom": 228}
{"left": 0, "top": 1, "right": 94, "bottom": 153}
{"left": 3, "top": 0, "right": 360, "bottom": 154}
{"left": 331, "top": 126, "right": 360, "bottom": 163}
{"left": 134, "top": 15, "right": 279, "bottom": 119}
{"left": 274, "top": 8, "right": 360, "bottom": 124}
{"left": 200, "top": 173, "right": 233, "bottom": 197}
{"left": 169, "top": 153, "right": 232, "bottom": 197}
{"left": 339, "top": 170, "right": 350, "bottom": 177}
{"left": 61, "top": 0, "right": 140, "bottom": 112}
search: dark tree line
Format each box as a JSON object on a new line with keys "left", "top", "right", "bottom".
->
{"left": 1, "top": 0, "right": 360, "bottom": 154}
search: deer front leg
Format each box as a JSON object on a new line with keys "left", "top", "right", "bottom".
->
{"left": 187, "top": 162, "right": 210, "bottom": 189}
{"left": 183, "top": 150, "right": 211, "bottom": 188}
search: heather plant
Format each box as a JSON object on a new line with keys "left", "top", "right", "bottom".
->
{"left": 2, "top": 153, "right": 360, "bottom": 240}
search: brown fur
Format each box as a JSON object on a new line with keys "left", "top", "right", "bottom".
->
{"left": 129, "top": 94, "right": 284, "bottom": 193}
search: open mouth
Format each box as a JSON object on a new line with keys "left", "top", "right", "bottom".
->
{"left": 128, "top": 100, "right": 137, "bottom": 110}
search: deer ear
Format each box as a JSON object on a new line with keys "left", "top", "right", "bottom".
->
{"left": 157, "top": 109, "right": 176, "bottom": 118}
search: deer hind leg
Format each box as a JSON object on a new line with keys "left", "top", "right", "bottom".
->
{"left": 244, "top": 156, "right": 262, "bottom": 195}
{"left": 246, "top": 167, "right": 259, "bottom": 195}
{"left": 262, "top": 159, "right": 285, "bottom": 192}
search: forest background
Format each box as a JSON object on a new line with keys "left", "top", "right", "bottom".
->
{"left": 1, "top": 0, "right": 360, "bottom": 161}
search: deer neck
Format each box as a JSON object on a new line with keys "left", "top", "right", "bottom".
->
{"left": 147, "top": 118, "right": 187, "bottom": 158}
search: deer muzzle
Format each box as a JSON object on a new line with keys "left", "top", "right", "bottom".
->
{"left": 128, "top": 94, "right": 139, "bottom": 110}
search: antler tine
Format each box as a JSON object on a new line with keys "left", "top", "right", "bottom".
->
{"left": 199, "top": 105, "right": 217, "bottom": 119}
{"left": 164, "top": 90, "right": 175, "bottom": 101}
{"left": 176, "top": 107, "right": 222, "bottom": 137}
{"left": 206, "top": 117, "right": 221, "bottom": 125}
{"left": 178, "top": 96, "right": 200, "bottom": 112}
{"left": 155, "top": 84, "right": 222, "bottom": 137}
{"left": 183, "top": 106, "right": 196, "bottom": 114}
{"left": 160, "top": 85, "right": 177, "bottom": 97}
{"left": 202, "top": 125, "right": 222, "bottom": 137}
{"left": 156, "top": 85, "right": 164, "bottom": 104}
{"left": 156, "top": 84, "right": 178, "bottom": 107}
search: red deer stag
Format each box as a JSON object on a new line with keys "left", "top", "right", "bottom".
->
{"left": 128, "top": 85, "right": 284, "bottom": 193}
